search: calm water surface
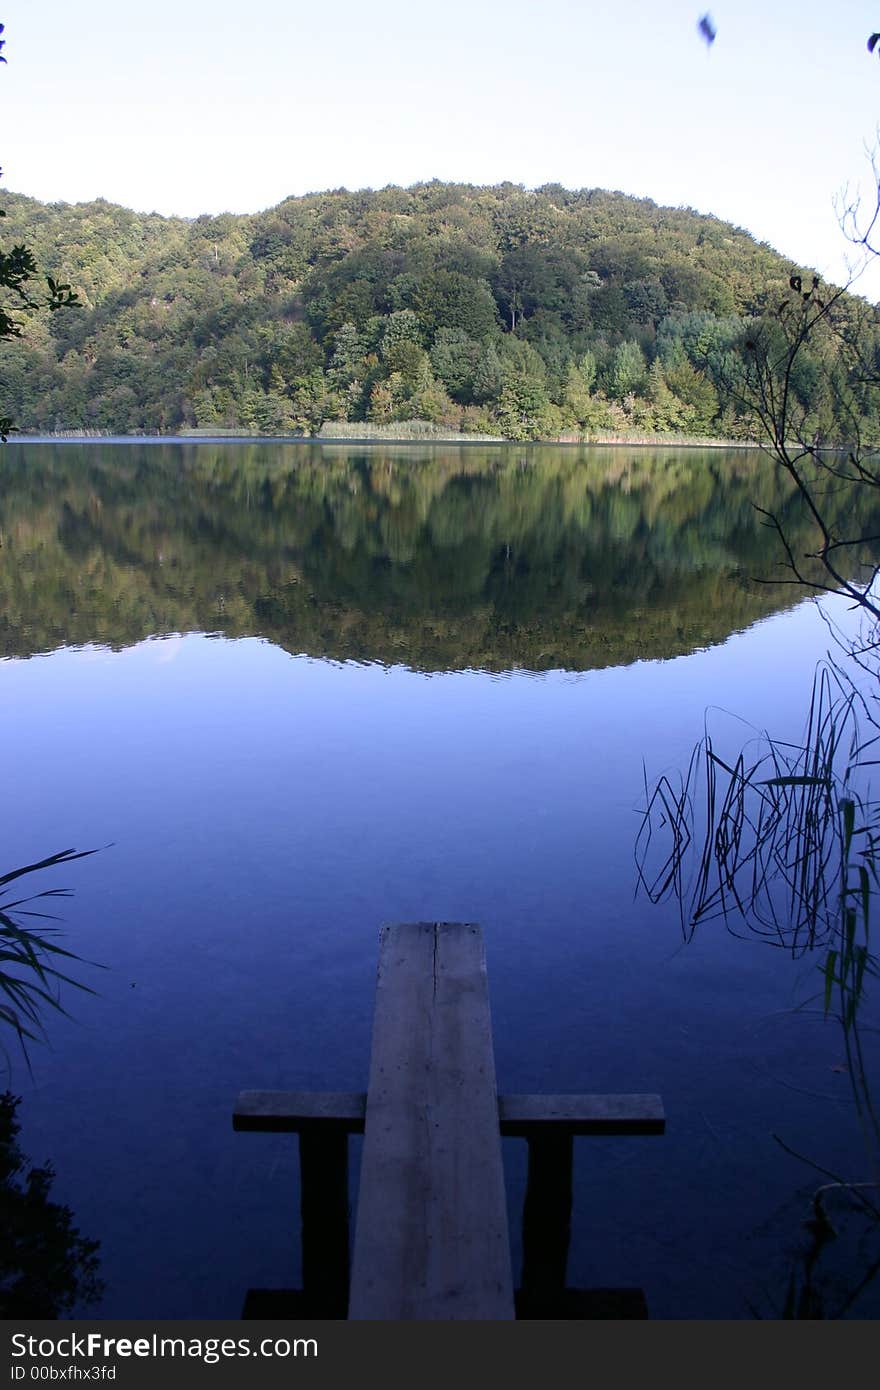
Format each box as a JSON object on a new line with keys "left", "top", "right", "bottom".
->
{"left": 2, "top": 441, "right": 877, "bottom": 1318}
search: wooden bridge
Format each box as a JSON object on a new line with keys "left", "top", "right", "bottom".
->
{"left": 233, "top": 922, "right": 665, "bottom": 1319}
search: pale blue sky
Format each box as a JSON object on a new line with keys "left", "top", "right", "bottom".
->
{"left": 2, "top": 1, "right": 880, "bottom": 297}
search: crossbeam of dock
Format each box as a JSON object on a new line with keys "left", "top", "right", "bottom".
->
{"left": 234, "top": 1090, "right": 665, "bottom": 1136}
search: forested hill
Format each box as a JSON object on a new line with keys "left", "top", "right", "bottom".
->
{"left": 1, "top": 181, "right": 876, "bottom": 440}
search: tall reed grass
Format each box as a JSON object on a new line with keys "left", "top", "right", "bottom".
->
{"left": 0, "top": 848, "right": 101, "bottom": 1066}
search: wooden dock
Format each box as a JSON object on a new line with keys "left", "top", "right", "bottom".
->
{"left": 233, "top": 921, "right": 665, "bottom": 1319}
{"left": 349, "top": 923, "right": 513, "bottom": 1318}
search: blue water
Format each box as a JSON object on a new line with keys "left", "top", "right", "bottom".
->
{"left": 2, "top": 443, "right": 877, "bottom": 1318}
{"left": 1, "top": 608, "right": 872, "bottom": 1318}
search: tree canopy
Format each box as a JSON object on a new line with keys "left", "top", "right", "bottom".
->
{"left": 2, "top": 181, "right": 877, "bottom": 442}
{"left": 0, "top": 20, "right": 79, "bottom": 438}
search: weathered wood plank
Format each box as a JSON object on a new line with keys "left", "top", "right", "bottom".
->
{"left": 233, "top": 1090, "right": 665, "bottom": 1136}
{"left": 233, "top": 1091, "right": 366, "bottom": 1133}
{"left": 348, "top": 922, "right": 515, "bottom": 1320}
{"left": 499, "top": 1093, "right": 665, "bottom": 1136}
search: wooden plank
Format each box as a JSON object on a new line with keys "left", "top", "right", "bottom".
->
{"left": 348, "top": 922, "right": 515, "bottom": 1320}
{"left": 233, "top": 1090, "right": 664, "bottom": 1136}
{"left": 499, "top": 1093, "right": 665, "bottom": 1136}
{"left": 233, "top": 1091, "right": 366, "bottom": 1133}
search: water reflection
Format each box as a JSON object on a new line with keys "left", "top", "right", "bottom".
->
{"left": 2, "top": 441, "right": 870, "bottom": 670}
{"left": 0, "top": 1092, "right": 104, "bottom": 1316}
{"left": 3, "top": 442, "right": 877, "bottom": 1319}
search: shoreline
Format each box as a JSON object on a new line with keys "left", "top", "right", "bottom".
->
{"left": 6, "top": 429, "right": 763, "bottom": 449}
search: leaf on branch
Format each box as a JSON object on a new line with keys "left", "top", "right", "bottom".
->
{"left": 47, "top": 281, "right": 81, "bottom": 311}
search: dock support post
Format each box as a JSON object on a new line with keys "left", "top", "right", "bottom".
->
{"left": 299, "top": 1133, "right": 350, "bottom": 1317}
{"left": 520, "top": 1133, "right": 573, "bottom": 1310}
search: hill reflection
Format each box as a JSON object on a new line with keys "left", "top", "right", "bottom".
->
{"left": 1, "top": 442, "right": 866, "bottom": 671}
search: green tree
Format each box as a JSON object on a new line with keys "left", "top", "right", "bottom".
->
{"left": 495, "top": 365, "right": 553, "bottom": 440}
{"left": 1, "top": 22, "right": 79, "bottom": 439}
{"left": 286, "top": 369, "right": 332, "bottom": 435}
{"left": 646, "top": 359, "right": 691, "bottom": 431}
{"left": 380, "top": 310, "right": 423, "bottom": 363}
{"left": 606, "top": 340, "right": 647, "bottom": 401}
{"left": 414, "top": 270, "right": 499, "bottom": 341}
{"left": 662, "top": 342, "right": 718, "bottom": 430}
{"left": 430, "top": 328, "right": 483, "bottom": 402}
{"left": 0, "top": 247, "right": 79, "bottom": 439}
{"left": 471, "top": 344, "right": 505, "bottom": 404}
{"left": 561, "top": 353, "right": 598, "bottom": 427}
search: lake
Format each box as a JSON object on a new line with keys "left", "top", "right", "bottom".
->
{"left": 2, "top": 440, "right": 877, "bottom": 1319}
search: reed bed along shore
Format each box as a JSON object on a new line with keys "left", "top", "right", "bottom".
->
{"left": 12, "top": 422, "right": 762, "bottom": 447}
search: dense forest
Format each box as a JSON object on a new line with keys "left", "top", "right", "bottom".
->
{"left": 1, "top": 181, "right": 878, "bottom": 441}
{"left": 3, "top": 443, "right": 875, "bottom": 670}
